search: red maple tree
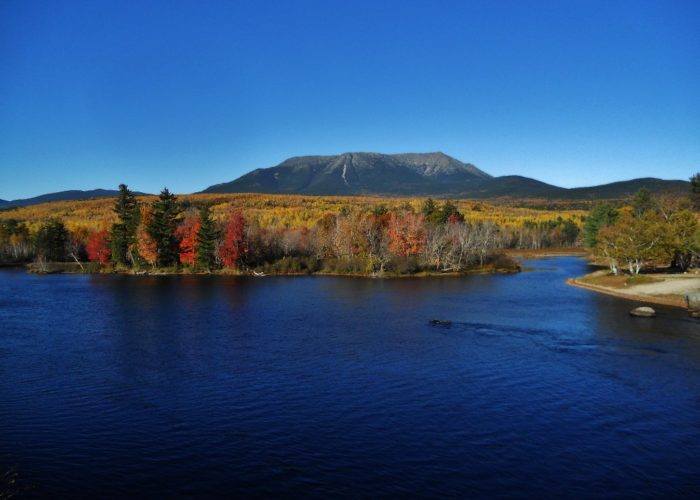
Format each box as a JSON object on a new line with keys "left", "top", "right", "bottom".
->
{"left": 86, "top": 229, "right": 111, "bottom": 265}
{"left": 218, "top": 211, "right": 247, "bottom": 268}
{"left": 176, "top": 215, "right": 201, "bottom": 266}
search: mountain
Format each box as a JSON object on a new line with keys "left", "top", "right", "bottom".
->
{"left": 200, "top": 152, "right": 690, "bottom": 199}
{"left": 0, "top": 189, "right": 150, "bottom": 209}
{"left": 564, "top": 178, "right": 691, "bottom": 200}
{"left": 201, "top": 152, "right": 492, "bottom": 196}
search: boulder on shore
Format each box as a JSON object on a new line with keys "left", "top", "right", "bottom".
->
{"left": 630, "top": 306, "right": 656, "bottom": 318}
{"left": 686, "top": 293, "right": 700, "bottom": 310}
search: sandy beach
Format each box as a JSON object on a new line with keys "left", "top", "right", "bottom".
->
{"left": 568, "top": 270, "right": 700, "bottom": 309}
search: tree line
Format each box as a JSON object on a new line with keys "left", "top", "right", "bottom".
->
{"left": 583, "top": 174, "right": 700, "bottom": 275}
{"left": 0, "top": 185, "right": 576, "bottom": 274}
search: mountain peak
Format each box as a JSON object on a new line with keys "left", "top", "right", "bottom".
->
{"left": 201, "top": 152, "right": 491, "bottom": 196}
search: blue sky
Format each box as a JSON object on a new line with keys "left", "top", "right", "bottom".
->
{"left": 1, "top": 0, "right": 699, "bottom": 199}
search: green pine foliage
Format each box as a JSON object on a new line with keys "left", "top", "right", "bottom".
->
{"left": 422, "top": 198, "right": 464, "bottom": 224}
{"left": 148, "top": 188, "right": 182, "bottom": 267}
{"left": 110, "top": 184, "right": 140, "bottom": 266}
{"left": 632, "top": 188, "right": 658, "bottom": 217}
{"left": 34, "top": 219, "right": 69, "bottom": 261}
{"left": 583, "top": 203, "right": 619, "bottom": 247}
{"left": 691, "top": 173, "right": 700, "bottom": 212}
{"left": 195, "top": 205, "right": 220, "bottom": 272}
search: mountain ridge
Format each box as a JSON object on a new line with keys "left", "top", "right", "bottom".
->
{"left": 1, "top": 153, "right": 692, "bottom": 208}
{"left": 0, "top": 189, "right": 151, "bottom": 209}
{"left": 202, "top": 152, "right": 492, "bottom": 196}
{"left": 200, "top": 152, "right": 690, "bottom": 199}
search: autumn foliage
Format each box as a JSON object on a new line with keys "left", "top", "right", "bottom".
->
{"left": 136, "top": 207, "right": 158, "bottom": 267}
{"left": 387, "top": 212, "right": 426, "bottom": 257}
{"left": 176, "top": 215, "right": 201, "bottom": 266}
{"left": 86, "top": 229, "right": 112, "bottom": 265}
{"left": 218, "top": 211, "right": 247, "bottom": 269}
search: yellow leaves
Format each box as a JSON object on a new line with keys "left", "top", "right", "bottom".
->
{"left": 0, "top": 192, "right": 587, "bottom": 234}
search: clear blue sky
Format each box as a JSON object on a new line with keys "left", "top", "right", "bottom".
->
{"left": 1, "top": 0, "right": 699, "bottom": 200}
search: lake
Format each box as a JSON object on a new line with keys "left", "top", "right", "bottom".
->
{"left": 1, "top": 257, "right": 699, "bottom": 498}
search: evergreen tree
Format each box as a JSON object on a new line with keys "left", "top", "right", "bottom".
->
{"left": 438, "top": 200, "right": 464, "bottom": 224}
{"left": 691, "top": 172, "right": 700, "bottom": 212}
{"left": 631, "top": 188, "right": 658, "bottom": 217}
{"left": 34, "top": 219, "right": 69, "bottom": 261}
{"left": 195, "top": 205, "right": 219, "bottom": 271}
{"left": 583, "top": 203, "right": 619, "bottom": 247}
{"left": 110, "top": 184, "right": 140, "bottom": 266}
{"left": 147, "top": 188, "right": 182, "bottom": 267}
{"left": 421, "top": 198, "right": 439, "bottom": 224}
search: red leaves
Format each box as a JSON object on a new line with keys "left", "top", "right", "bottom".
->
{"left": 218, "top": 211, "right": 247, "bottom": 268}
{"left": 86, "top": 229, "right": 111, "bottom": 265}
{"left": 387, "top": 212, "right": 426, "bottom": 257}
{"left": 176, "top": 215, "right": 201, "bottom": 266}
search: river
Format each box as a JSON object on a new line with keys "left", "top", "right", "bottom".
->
{"left": 1, "top": 257, "right": 699, "bottom": 497}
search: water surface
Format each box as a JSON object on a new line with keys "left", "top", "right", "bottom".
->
{"left": 1, "top": 257, "right": 699, "bottom": 497}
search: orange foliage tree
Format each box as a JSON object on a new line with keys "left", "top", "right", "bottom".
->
{"left": 176, "top": 215, "right": 201, "bottom": 266}
{"left": 136, "top": 207, "right": 158, "bottom": 267}
{"left": 86, "top": 229, "right": 111, "bottom": 265}
{"left": 387, "top": 212, "right": 426, "bottom": 257}
{"left": 218, "top": 211, "right": 247, "bottom": 268}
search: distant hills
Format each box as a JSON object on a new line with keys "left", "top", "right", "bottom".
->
{"left": 201, "top": 152, "right": 690, "bottom": 199}
{"left": 0, "top": 189, "right": 150, "bottom": 209}
{"left": 0, "top": 153, "right": 692, "bottom": 208}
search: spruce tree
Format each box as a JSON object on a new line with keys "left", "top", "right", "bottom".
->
{"left": 691, "top": 173, "right": 700, "bottom": 212}
{"left": 583, "top": 203, "right": 619, "bottom": 247}
{"left": 195, "top": 205, "right": 220, "bottom": 272}
{"left": 148, "top": 188, "right": 182, "bottom": 267}
{"left": 111, "top": 184, "right": 140, "bottom": 266}
{"left": 34, "top": 219, "right": 69, "bottom": 262}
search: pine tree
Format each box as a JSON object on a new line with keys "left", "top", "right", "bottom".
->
{"left": 583, "top": 203, "right": 619, "bottom": 247}
{"left": 691, "top": 173, "right": 700, "bottom": 212}
{"left": 110, "top": 184, "right": 140, "bottom": 266}
{"left": 147, "top": 188, "right": 182, "bottom": 267}
{"left": 438, "top": 200, "right": 463, "bottom": 224}
{"left": 421, "top": 198, "right": 438, "bottom": 224}
{"left": 631, "top": 188, "right": 658, "bottom": 217}
{"left": 195, "top": 205, "right": 220, "bottom": 272}
{"left": 34, "top": 219, "right": 69, "bottom": 262}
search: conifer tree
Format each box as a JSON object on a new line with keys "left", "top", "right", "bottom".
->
{"left": 34, "top": 219, "right": 69, "bottom": 262}
{"left": 691, "top": 173, "right": 700, "bottom": 212}
{"left": 583, "top": 203, "right": 619, "bottom": 247}
{"left": 195, "top": 205, "right": 220, "bottom": 272}
{"left": 110, "top": 184, "right": 140, "bottom": 266}
{"left": 147, "top": 188, "right": 182, "bottom": 267}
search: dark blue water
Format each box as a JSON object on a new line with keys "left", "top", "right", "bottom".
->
{"left": 1, "top": 257, "right": 699, "bottom": 498}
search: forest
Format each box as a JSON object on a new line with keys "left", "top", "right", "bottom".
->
{"left": 1, "top": 176, "right": 698, "bottom": 276}
{"left": 0, "top": 186, "right": 587, "bottom": 275}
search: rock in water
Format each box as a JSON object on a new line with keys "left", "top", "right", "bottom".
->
{"left": 630, "top": 307, "right": 656, "bottom": 318}
{"left": 430, "top": 319, "right": 452, "bottom": 327}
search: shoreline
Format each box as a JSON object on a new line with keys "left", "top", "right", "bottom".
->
{"left": 22, "top": 262, "right": 521, "bottom": 279}
{"left": 566, "top": 278, "right": 688, "bottom": 309}
{"left": 505, "top": 248, "right": 588, "bottom": 258}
